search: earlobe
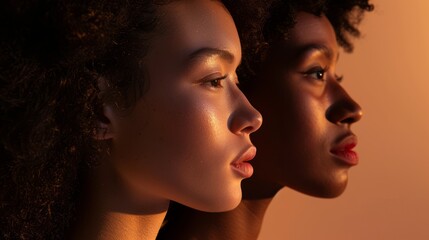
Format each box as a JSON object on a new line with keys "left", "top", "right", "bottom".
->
{"left": 93, "top": 76, "right": 116, "bottom": 140}
{"left": 93, "top": 104, "right": 115, "bottom": 140}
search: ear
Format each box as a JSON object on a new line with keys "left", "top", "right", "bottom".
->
{"left": 93, "top": 104, "right": 116, "bottom": 140}
{"left": 93, "top": 77, "right": 116, "bottom": 140}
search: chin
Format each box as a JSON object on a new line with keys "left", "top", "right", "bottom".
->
{"left": 290, "top": 177, "right": 349, "bottom": 199}
{"left": 314, "top": 185, "right": 348, "bottom": 198}
{"left": 179, "top": 188, "right": 242, "bottom": 213}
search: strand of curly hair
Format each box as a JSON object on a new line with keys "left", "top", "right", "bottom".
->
{"left": 0, "top": 0, "right": 168, "bottom": 238}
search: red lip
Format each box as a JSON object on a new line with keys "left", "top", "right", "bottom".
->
{"left": 330, "top": 135, "right": 359, "bottom": 166}
{"left": 231, "top": 146, "right": 256, "bottom": 178}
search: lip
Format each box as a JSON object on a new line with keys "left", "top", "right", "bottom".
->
{"left": 231, "top": 146, "right": 256, "bottom": 178}
{"left": 330, "top": 135, "right": 359, "bottom": 166}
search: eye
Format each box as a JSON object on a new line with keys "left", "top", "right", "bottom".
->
{"left": 304, "top": 67, "right": 326, "bottom": 81}
{"left": 210, "top": 79, "right": 222, "bottom": 88}
{"left": 202, "top": 75, "right": 228, "bottom": 89}
{"left": 311, "top": 71, "right": 324, "bottom": 80}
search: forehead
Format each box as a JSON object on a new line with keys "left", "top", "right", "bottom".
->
{"left": 152, "top": 0, "right": 241, "bottom": 59}
{"left": 286, "top": 11, "right": 338, "bottom": 51}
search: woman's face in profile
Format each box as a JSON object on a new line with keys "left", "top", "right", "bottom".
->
{"left": 248, "top": 12, "right": 362, "bottom": 198}
{"left": 103, "top": 0, "right": 262, "bottom": 212}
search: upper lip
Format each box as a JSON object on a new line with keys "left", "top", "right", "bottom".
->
{"left": 232, "top": 146, "right": 257, "bottom": 165}
{"left": 330, "top": 134, "right": 358, "bottom": 154}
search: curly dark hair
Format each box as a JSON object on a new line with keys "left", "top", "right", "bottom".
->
{"left": 0, "top": 0, "right": 172, "bottom": 239}
{"left": 223, "top": 0, "right": 374, "bottom": 85}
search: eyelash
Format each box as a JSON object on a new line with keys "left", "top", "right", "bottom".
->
{"left": 335, "top": 75, "right": 344, "bottom": 82}
{"left": 204, "top": 75, "right": 228, "bottom": 88}
{"left": 304, "top": 67, "right": 327, "bottom": 81}
{"left": 304, "top": 67, "right": 343, "bottom": 82}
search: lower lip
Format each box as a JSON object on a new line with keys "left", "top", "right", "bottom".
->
{"left": 331, "top": 150, "right": 359, "bottom": 166}
{"left": 231, "top": 162, "right": 254, "bottom": 178}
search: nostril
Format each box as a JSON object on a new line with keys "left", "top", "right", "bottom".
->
{"left": 326, "top": 102, "right": 362, "bottom": 125}
{"left": 339, "top": 108, "right": 362, "bottom": 124}
{"left": 229, "top": 87, "right": 263, "bottom": 134}
{"left": 247, "top": 114, "right": 263, "bottom": 134}
{"left": 326, "top": 82, "right": 362, "bottom": 125}
{"left": 341, "top": 116, "right": 356, "bottom": 124}
{"left": 228, "top": 106, "right": 263, "bottom": 135}
{"left": 242, "top": 126, "right": 256, "bottom": 134}
{"left": 342, "top": 118, "right": 353, "bottom": 124}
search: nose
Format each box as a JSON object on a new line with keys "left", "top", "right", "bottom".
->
{"left": 228, "top": 90, "right": 263, "bottom": 135}
{"left": 326, "top": 83, "right": 362, "bottom": 125}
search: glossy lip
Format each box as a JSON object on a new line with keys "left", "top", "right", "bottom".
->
{"left": 330, "top": 135, "right": 359, "bottom": 166}
{"left": 231, "top": 146, "right": 256, "bottom": 178}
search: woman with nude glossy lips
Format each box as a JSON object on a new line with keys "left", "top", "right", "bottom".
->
{"left": 0, "top": 0, "right": 262, "bottom": 239}
{"left": 76, "top": 1, "right": 263, "bottom": 238}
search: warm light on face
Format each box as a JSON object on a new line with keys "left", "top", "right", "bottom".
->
{"left": 104, "top": 0, "right": 261, "bottom": 213}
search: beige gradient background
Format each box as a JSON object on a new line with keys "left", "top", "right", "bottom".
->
{"left": 258, "top": 0, "right": 429, "bottom": 239}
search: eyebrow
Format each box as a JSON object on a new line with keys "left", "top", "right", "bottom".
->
{"left": 295, "top": 44, "right": 338, "bottom": 62}
{"left": 185, "top": 47, "right": 235, "bottom": 64}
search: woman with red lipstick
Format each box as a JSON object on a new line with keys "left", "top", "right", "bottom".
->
{"left": 158, "top": 0, "right": 373, "bottom": 239}
{"left": 0, "top": 0, "right": 262, "bottom": 239}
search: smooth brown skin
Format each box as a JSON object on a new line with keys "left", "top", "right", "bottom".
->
{"left": 158, "top": 12, "right": 362, "bottom": 240}
{"left": 72, "top": 1, "right": 262, "bottom": 239}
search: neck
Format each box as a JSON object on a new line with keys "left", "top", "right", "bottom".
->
{"left": 220, "top": 198, "right": 274, "bottom": 240}
{"left": 157, "top": 152, "right": 285, "bottom": 240}
{"left": 158, "top": 183, "right": 281, "bottom": 240}
{"left": 77, "top": 211, "right": 167, "bottom": 240}
{"left": 72, "top": 164, "right": 169, "bottom": 240}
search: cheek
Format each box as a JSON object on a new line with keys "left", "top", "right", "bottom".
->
{"left": 169, "top": 110, "right": 226, "bottom": 174}
{"left": 298, "top": 98, "right": 328, "bottom": 139}
{"left": 274, "top": 86, "right": 330, "bottom": 160}
{"left": 281, "top": 76, "right": 328, "bottom": 133}
{"left": 110, "top": 89, "right": 234, "bottom": 197}
{"left": 158, "top": 92, "right": 229, "bottom": 152}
